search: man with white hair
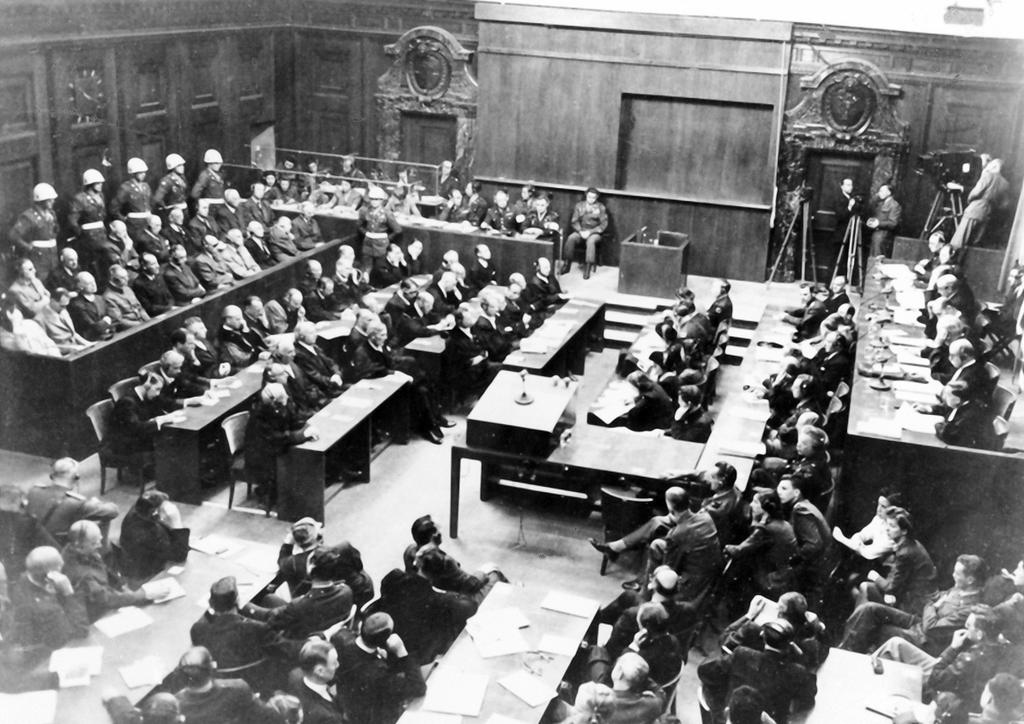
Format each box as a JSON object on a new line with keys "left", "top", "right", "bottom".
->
{"left": 473, "top": 290, "right": 516, "bottom": 361}
{"left": 103, "top": 263, "right": 150, "bottom": 329}
{"left": 267, "top": 216, "right": 299, "bottom": 262}
{"left": 162, "top": 205, "right": 189, "bottom": 251}
{"left": 68, "top": 271, "right": 117, "bottom": 340}
{"left": 244, "top": 221, "right": 274, "bottom": 269}
{"left": 10, "top": 546, "right": 89, "bottom": 649}
{"left": 136, "top": 213, "right": 170, "bottom": 263}
{"left": 133, "top": 252, "right": 175, "bottom": 315}
{"left": 242, "top": 181, "right": 275, "bottom": 230}
{"left": 163, "top": 244, "right": 206, "bottom": 304}
{"left": 216, "top": 188, "right": 246, "bottom": 235}
{"left": 62, "top": 520, "right": 152, "bottom": 620}
{"left": 265, "top": 288, "right": 306, "bottom": 334}
{"left": 523, "top": 256, "right": 566, "bottom": 318}
{"left": 926, "top": 273, "right": 979, "bottom": 339}
{"left": 442, "top": 303, "right": 500, "bottom": 399}
{"left": 107, "top": 219, "right": 141, "bottom": 281}
{"left": 293, "top": 321, "right": 344, "bottom": 398}
{"left": 192, "top": 234, "right": 234, "bottom": 291}
{"left": 270, "top": 338, "right": 328, "bottom": 415}
{"left": 292, "top": 201, "right": 324, "bottom": 250}
{"left": 331, "top": 256, "right": 373, "bottom": 310}
{"left": 220, "top": 228, "right": 261, "bottom": 279}
{"left": 218, "top": 304, "right": 267, "bottom": 370}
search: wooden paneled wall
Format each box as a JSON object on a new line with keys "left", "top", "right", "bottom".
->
{"left": 471, "top": 4, "right": 792, "bottom": 280}
{"left": 787, "top": 25, "right": 1024, "bottom": 246}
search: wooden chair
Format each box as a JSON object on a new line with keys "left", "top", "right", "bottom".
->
{"left": 108, "top": 376, "right": 138, "bottom": 402}
{"left": 993, "top": 415, "right": 1009, "bottom": 451}
{"left": 661, "top": 660, "right": 686, "bottom": 718}
{"left": 221, "top": 411, "right": 251, "bottom": 509}
{"left": 598, "top": 486, "right": 656, "bottom": 575}
{"left": 703, "top": 356, "right": 722, "bottom": 405}
{"left": 138, "top": 360, "right": 161, "bottom": 377}
{"left": 991, "top": 384, "right": 1018, "bottom": 421}
{"left": 85, "top": 399, "right": 130, "bottom": 494}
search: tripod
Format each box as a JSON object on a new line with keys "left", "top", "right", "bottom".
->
{"left": 768, "top": 195, "right": 817, "bottom": 284}
{"left": 920, "top": 184, "right": 964, "bottom": 238}
{"left": 831, "top": 215, "right": 865, "bottom": 291}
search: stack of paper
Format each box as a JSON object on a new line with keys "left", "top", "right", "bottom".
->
{"left": 0, "top": 690, "right": 57, "bottom": 724}
{"left": 142, "top": 577, "right": 186, "bottom": 604}
{"left": 893, "top": 349, "right": 929, "bottom": 367}
{"left": 49, "top": 646, "right": 103, "bottom": 687}
{"left": 119, "top": 655, "right": 164, "bottom": 689}
{"left": 498, "top": 671, "right": 555, "bottom": 708}
{"left": 540, "top": 591, "right": 599, "bottom": 618}
{"left": 895, "top": 404, "right": 944, "bottom": 434}
{"left": 94, "top": 606, "right": 153, "bottom": 637}
{"left": 190, "top": 535, "right": 244, "bottom": 557}
{"left": 518, "top": 338, "right": 550, "bottom": 354}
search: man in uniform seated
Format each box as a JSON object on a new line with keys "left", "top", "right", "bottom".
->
{"left": 25, "top": 457, "right": 118, "bottom": 544}
{"left": 261, "top": 546, "right": 355, "bottom": 645}
{"left": 563, "top": 186, "right": 609, "bottom": 279}
{"left": 10, "top": 545, "right": 89, "bottom": 651}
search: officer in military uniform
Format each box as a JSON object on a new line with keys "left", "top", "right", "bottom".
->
{"left": 358, "top": 186, "right": 402, "bottom": 269}
{"left": 563, "top": 186, "right": 608, "bottom": 279}
{"left": 510, "top": 183, "right": 536, "bottom": 227}
{"left": 521, "top": 192, "right": 561, "bottom": 241}
{"left": 481, "top": 188, "right": 517, "bottom": 235}
{"left": 109, "top": 157, "right": 152, "bottom": 242}
{"left": 9, "top": 182, "right": 60, "bottom": 281}
{"left": 152, "top": 153, "right": 188, "bottom": 222}
{"left": 190, "top": 148, "right": 226, "bottom": 207}
{"left": 68, "top": 169, "right": 108, "bottom": 277}
{"left": 339, "top": 154, "right": 368, "bottom": 190}
{"left": 706, "top": 279, "right": 734, "bottom": 331}
{"left": 463, "top": 181, "right": 490, "bottom": 227}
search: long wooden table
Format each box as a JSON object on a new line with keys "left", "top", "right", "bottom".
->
{"left": 404, "top": 580, "right": 597, "bottom": 723}
{"left": 277, "top": 374, "right": 410, "bottom": 522}
{"left": 502, "top": 299, "right": 605, "bottom": 377}
{"left": 842, "top": 261, "right": 1024, "bottom": 572}
{"left": 155, "top": 362, "right": 265, "bottom": 503}
{"left": 793, "top": 647, "right": 922, "bottom": 724}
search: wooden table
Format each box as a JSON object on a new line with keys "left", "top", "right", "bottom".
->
{"left": 405, "top": 581, "right": 597, "bottom": 723}
{"left": 45, "top": 510, "right": 286, "bottom": 723}
{"left": 793, "top": 647, "right": 922, "bottom": 724}
{"left": 155, "top": 362, "right": 266, "bottom": 503}
{"left": 502, "top": 299, "right": 605, "bottom": 377}
{"left": 277, "top": 374, "right": 410, "bottom": 522}
{"left": 842, "top": 262, "right": 1024, "bottom": 571}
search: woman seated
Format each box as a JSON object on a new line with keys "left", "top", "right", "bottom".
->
{"left": 610, "top": 371, "right": 674, "bottom": 433}
{"left": 244, "top": 383, "right": 318, "bottom": 509}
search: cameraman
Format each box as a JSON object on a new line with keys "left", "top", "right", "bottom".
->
{"left": 950, "top": 157, "right": 1009, "bottom": 249}
{"left": 867, "top": 183, "right": 901, "bottom": 257}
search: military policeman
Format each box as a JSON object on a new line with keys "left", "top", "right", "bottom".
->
{"left": 68, "top": 169, "right": 108, "bottom": 276}
{"left": 152, "top": 152, "right": 188, "bottom": 221}
{"left": 9, "top": 182, "right": 60, "bottom": 280}
{"left": 358, "top": 186, "right": 402, "bottom": 268}
{"left": 190, "top": 148, "right": 225, "bottom": 206}
{"left": 109, "top": 157, "right": 152, "bottom": 242}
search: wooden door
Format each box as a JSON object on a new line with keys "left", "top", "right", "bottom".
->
{"left": 806, "top": 152, "right": 874, "bottom": 276}
{"left": 401, "top": 112, "right": 456, "bottom": 166}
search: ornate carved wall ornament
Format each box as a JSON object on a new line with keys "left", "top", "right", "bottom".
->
{"left": 770, "top": 60, "right": 910, "bottom": 280}
{"left": 376, "top": 26, "right": 478, "bottom": 171}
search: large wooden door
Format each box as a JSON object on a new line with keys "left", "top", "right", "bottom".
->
{"left": 401, "top": 112, "right": 456, "bottom": 166}
{"left": 806, "top": 152, "right": 874, "bottom": 276}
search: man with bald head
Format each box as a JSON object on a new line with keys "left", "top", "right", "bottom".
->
{"left": 265, "top": 287, "right": 305, "bottom": 334}
{"left": 294, "top": 320, "right": 344, "bottom": 398}
{"left": 164, "top": 243, "right": 206, "bottom": 304}
{"left": 103, "top": 263, "right": 150, "bottom": 329}
{"left": 292, "top": 200, "right": 324, "bottom": 249}
{"left": 26, "top": 457, "right": 119, "bottom": 545}
{"left": 216, "top": 188, "right": 245, "bottom": 235}
{"left": 193, "top": 234, "right": 234, "bottom": 291}
{"left": 297, "top": 259, "right": 323, "bottom": 299}
{"left": 220, "top": 228, "right": 260, "bottom": 279}
{"left": 162, "top": 205, "right": 189, "bottom": 252}
{"left": 62, "top": 520, "right": 151, "bottom": 620}
{"left": 244, "top": 220, "right": 274, "bottom": 269}
{"left": 218, "top": 304, "right": 267, "bottom": 370}
{"left": 46, "top": 246, "right": 81, "bottom": 294}
{"left": 523, "top": 256, "right": 566, "bottom": 318}
{"left": 136, "top": 214, "right": 171, "bottom": 263}
{"left": 10, "top": 546, "right": 89, "bottom": 649}
{"left": 392, "top": 289, "right": 454, "bottom": 348}
{"left": 332, "top": 256, "right": 373, "bottom": 310}
{"left": 271, "top": 338, "right": 328, "bottom": 414}
{"left": 174, "top": 645, "right": 270, "bottom": 724}
{"left": 68, "top": 270, "right": 117, "bottom": 340}
{"left": 267, "top": 216, "right": 299, "bottom": 262}
{"left": 926, "top": 273, "right": 979, "bottom": 338}
{"left": 427, "top": 270, "right": 462, "bottom": 316}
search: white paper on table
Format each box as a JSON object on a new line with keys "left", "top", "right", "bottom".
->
{"left": 892, "top": 308, "right": 925, "bottom": 327}
{"left": 469, "top": 607, "right": 530, "bottom": 630}
{"left": 894, "top": 349, "right": 930, "bottom": 367}
{"left": 469, "top": 626, "right": 530, "bottom": 658}
{"left": 537, "top": 633, "right": 580, "bottom": 657}
{"left": 878, "top": 263, "right": 915, "bottom": 279}
{"left": 518, "top": 338, "right": 550, "bottom": 354}
{"left": 484, "top": 716, "right": 529, "bottom": 724}
{"left": 421, "top": 670, "right": 488, "bottom": 717}
{"left": 190, "top": 535, "right": 244, "bottom": 558}
{"left": 49, "top": 646, "right": 103, "bottom": 687}
{"left": 396, "top": 712, "right": 463, "bottom": 724}
{"left": 895, "top": 389, "right": 941, "bottom": 405}
{"left": 119, "top": 655, "right": 163, "bottom": 688}
{"left": 0, "top": 690, "right": 57, "bottom": 724}
{"left": 142, "top": 576, "right": 186, "bottom": 604}
{"left": 892, "top": 378, "right": 942, "bottom": 395}
{"left": 94, "top": 606, "right": 153, "bottom": 637}
{"left": 716, "top": 440, "right": 765, "bottom": 458}
{"left": 589, "top": 400, "right": 633, "bottom": 426}
{"left": 855, "top": 418, "right": 903, "bottom": 439}
{"left": 895, "top": 289, "right": 926, "bottom": 310}
{"left": 213, "top": 388, "right": 232, "bottom": 398}
{"left": 498, "top": 670, "right": 555, "bottom": 708}
{"left": 596, "top": 623, "right": 613, "bottom": 647}
{"left": 540, "top": 591, "right": 599, "bottom": 618}
{"left": 755, "top": 347, "right": 785, "bottom": 363}
{"left": 895, "top": 405, "right": 944, "bottom": 433}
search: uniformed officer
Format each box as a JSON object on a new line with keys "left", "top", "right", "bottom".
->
{"left": 68, "top": 169, "right": 108, "bottom": 276}
{"left": 9, "top": 182, "right": 60, "bottom": 281}
{"left": 152, "top": 152, "right": 188, "bottom": 221}
{"left": 706, "top": 279, "right": 734, "bottom": 330}
{"left": 358, "top": 186, "right": 402, "bottom": 268}
{"left": 190, "top": 148, "right": 225, "bottom": 206}
{"left": 109, "top": 157, "right": 152, "bottom": 242}
{"left": 481, "top": 188, "right": 516, "bottom": 235}
{"left": 563, "top": 186, "right": 608, "bottom": 278}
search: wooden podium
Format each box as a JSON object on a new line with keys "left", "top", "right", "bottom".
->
{"left": 617, "top": 229, "right": 689, "bottom": 298}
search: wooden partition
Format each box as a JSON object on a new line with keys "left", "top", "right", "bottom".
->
{"left": 0, "top": 238, "right": 353, "bottom": 459}
{"left": 472, "top": 5, "right": 792, "bottom": 280}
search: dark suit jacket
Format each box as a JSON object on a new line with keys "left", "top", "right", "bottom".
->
{"left": 347, "top": 339, "right": 394, "bottom": 382}
{"left": 370, "top": 261, "right": 406, "bottom": 288}
{"left": 163, "top": 262, "right": 206, "bottom": 304}
{"left": 106, "top": 389, "right": 168, "bottom": 457}
{"left": 335, "top": 636, "right": 426, "bottom": 724}
{"left": 426, "top": 283, "right": 463, "bottom": 317}
{"left": 523, "top": 273, "right": 563, "bottom": 314}
{"left": 294, "top": 341, "right": 342, "bottom": 395}
{"left": 936, "top": 399, "right": 999, "bottom": 450}
{"left": 245, "top": 236, "right": 275, "bottom": 269}
{"left": 132, "top": 272, "right": 175, "bottom": 316}
{"left": 391, "top": 305, "right": 441, "bottom": 348}
{"left": 466, "top": 260, "right": 498, "bottom": 295}
{"left": 290, "top": 679, "right": 345, "bottom": 724}
{"left": 442, "top": 329, "right": 488, "bottom": 388}
{"left": 68, "top": 295, "right": 115, "bottom": 341}
{"left": 242, "top": 198, "right": 275, "bottom": 231}
{"left": 161, "top": 224, "right": 189, "bottom": 254}
{"left": 621, "top": 383, "right": 675, "bottom": 432}
{"left": 291, "top": 215, "right": 323, "bottom": 250}
{"left": 667, "top": 406, "right": 713, "bottom": 443}
{"left": 873, "top": 537, "right": 938, "bottom": 614}
{"left": 663, "top": 509, "right": 723, "bottom": 602}
{"left": 216, "top": 204, "right": 246, "bottom": 235}
{"left": 472, "top": 315, "right": 513, "bottom": 362}
{"left": 135, "top": 229, "right": 171, "bottom": 264}
{"left": 698, "top": 646, "right": 817, "bottom": 724}
{"left": 267, "top": 582, "right": 354, "bottom": 642}
{"left": 186, "top": 215, "right": 219, "bottom": 255}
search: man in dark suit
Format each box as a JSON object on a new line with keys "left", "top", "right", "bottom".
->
{"left": 812, "top": 330, "right": 851, "bottom": 394}
{"left": 523, "top": 257, "right": 565, "bottom": 317}
{"left": 331, "top": 257, "right": 373, "bottom": 311}
{"left": 135, "top": 215, "right": 171, "bottom": 264}
{"left": 426, "top": 270, "right": 464, "bottom": 317}
{"left": 216, "top": 189, "right": 247, "bottom": 235}
{"left": 162, "top": 206, "right": 189, "bottom": 253}
{"left": 68, "top": 271, "right": 116, "bottom": 341}
{"left": 292, "top": 201, "right": 324, "bottom": 250}
{"left": 473, "top": 290, "right": 516, "bottom": 362}
{"left": 294, "top": 321, "right": 344, "bottom": 399}
{"left": 241, "top": 182, "right": 275, "bottom": 232}
{"left": 466, "top": 243, "right": 498, "bottom": 295}
{"left": 242, "top": 295, "right": 273, "bottom": 345}
{"left": 442, "top": 305, "right": 500, "bottom": 400}
{"left": 218, "top": 304, "right": 267, "bottom": 370}
{"left": 163, "top": 244, "right": 206, "bottom": 305}
{"left": 390, "top": 288, "right": 453, "bottom": 349}
{"left": 263, "top": 546, "right": 355, "bottom": 645}
{"left": 825, "top": 275, "right": 851, "bottom": 315}
{"left": 586, "top": 602, "right": 682, "bottom": 687}
{"left": 370, "top": 244, "right": 408, "bottom": 288}
{"left": 290, "top": 639, "right": 345, "bottom": 724}
{"left": 244, "top": 221, "right": 275, "bottom": 269}
{"left": 867, "top": 183, "right": 901, "bottom": 258}
{"left": 934, "top": 380, "right": 999, "bottom": 450}
{"left": 268, "top": 340, "right": 327, "bottom": 415}
{"left": 186, "top": 200, "right": 220, "bottom": 258}
{"left": 105, "top": 372, "right": 177, "bottom": 472}
{"left": 334, "top": 613, "right": 426, "bottom": 724}
{"left": 174, "top": 646, "right": 273, "bottom": 724}
{"left": 304, "top": 277, "right": 343, "bottom": 323}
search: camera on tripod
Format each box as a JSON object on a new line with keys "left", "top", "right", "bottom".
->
{"left": 915, "top": 148, "right": 981, "bottom": 189}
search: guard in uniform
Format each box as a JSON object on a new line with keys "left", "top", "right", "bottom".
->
{"left": 190, "top": 149, "right": 226, "bottom": 207}
{"left": 563, "top": 186, "right": 608, "bottom": 278}
{"left": 68, "top": 169, "right": 108, "bottom": 277}
{"left": 9, "top": 183, "right": 60, "bottom": 281}
{"left": 357, "top": 186, "right": 402, "bottom": 268}
{"left": 109, "top": 157, "right": 152, "bottom": 242}
{"left": 152, "top": 153, "right": 188, "bottom": 222}
{"left": 481, "top": 189, "right": 516, "bottom": 235}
